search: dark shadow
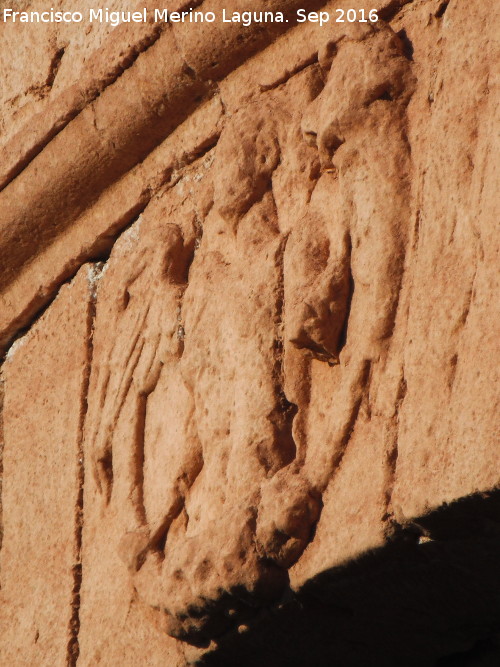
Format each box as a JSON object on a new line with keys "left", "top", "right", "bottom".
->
{"left": 199, "top": 489, "right": 500, "bottom": 666}
{"left": 436, "top": 638, "right": 500, "bottom": 666}
{"left": 435, "top": 1, "right": 450, "bottom": 19}
{"left": 397, "top": 29, "right": 414, "bottom": 61}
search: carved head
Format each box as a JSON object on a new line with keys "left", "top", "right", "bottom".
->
{"left": 302, "top": 26, "right": 415, "bottom": 169}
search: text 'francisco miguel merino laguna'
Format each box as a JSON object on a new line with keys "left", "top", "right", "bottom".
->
{"left": 2, "top": 7, "right": 380, "bottom": 27}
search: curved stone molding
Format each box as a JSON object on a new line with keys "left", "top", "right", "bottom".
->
{"left": 0, "top": 0, "right": 330, "bottom": 355}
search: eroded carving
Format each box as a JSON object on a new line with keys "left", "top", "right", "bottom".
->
{"left": 86, "top": 23, "right": 415, "bottom": 645}
{"left": 296, "top": 24, "right": 415, "bottom": 492}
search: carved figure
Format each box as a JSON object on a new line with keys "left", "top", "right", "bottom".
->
{"left": 87, "top": 24, "right": 415, "bottom": 644}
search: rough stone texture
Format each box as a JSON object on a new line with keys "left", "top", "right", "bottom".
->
{"left": 0, "top": 267, "right": 92, "bottom": 665}
{"left": 1, "top": 0, "right": 499, "bottom": 665}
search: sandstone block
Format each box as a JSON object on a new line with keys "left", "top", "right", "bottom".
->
{"left": 0, "top": 267, "right": 93, "bottom": 665}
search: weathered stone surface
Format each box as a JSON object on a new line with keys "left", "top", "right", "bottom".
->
{"left": 0, "top": 94, "right": 224, "bottom": 357}
{"left": 0, "top": 267, "right": 92, "bottom": 665}
{"left": 389, "top": 0, "right": 500, "bottom": 521}
{"left": 1, "top": 0, "right": 499, "bottom": 664}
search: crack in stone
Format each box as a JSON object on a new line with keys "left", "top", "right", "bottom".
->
{"left": 0, "top": 139, "right": 220, "bottom": 358}
{"left": 0, "top": 373, "right": 4, "bottom": 568}
{"left": 66, "top": 264, "right": 101, "bottom": 666}
{"left": 0, "top": 23, "right": 166, "bottom": 192}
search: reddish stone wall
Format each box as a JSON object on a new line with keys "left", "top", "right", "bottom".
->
{"left": 1, "top": 1, "right": 499, "bottom": 664}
